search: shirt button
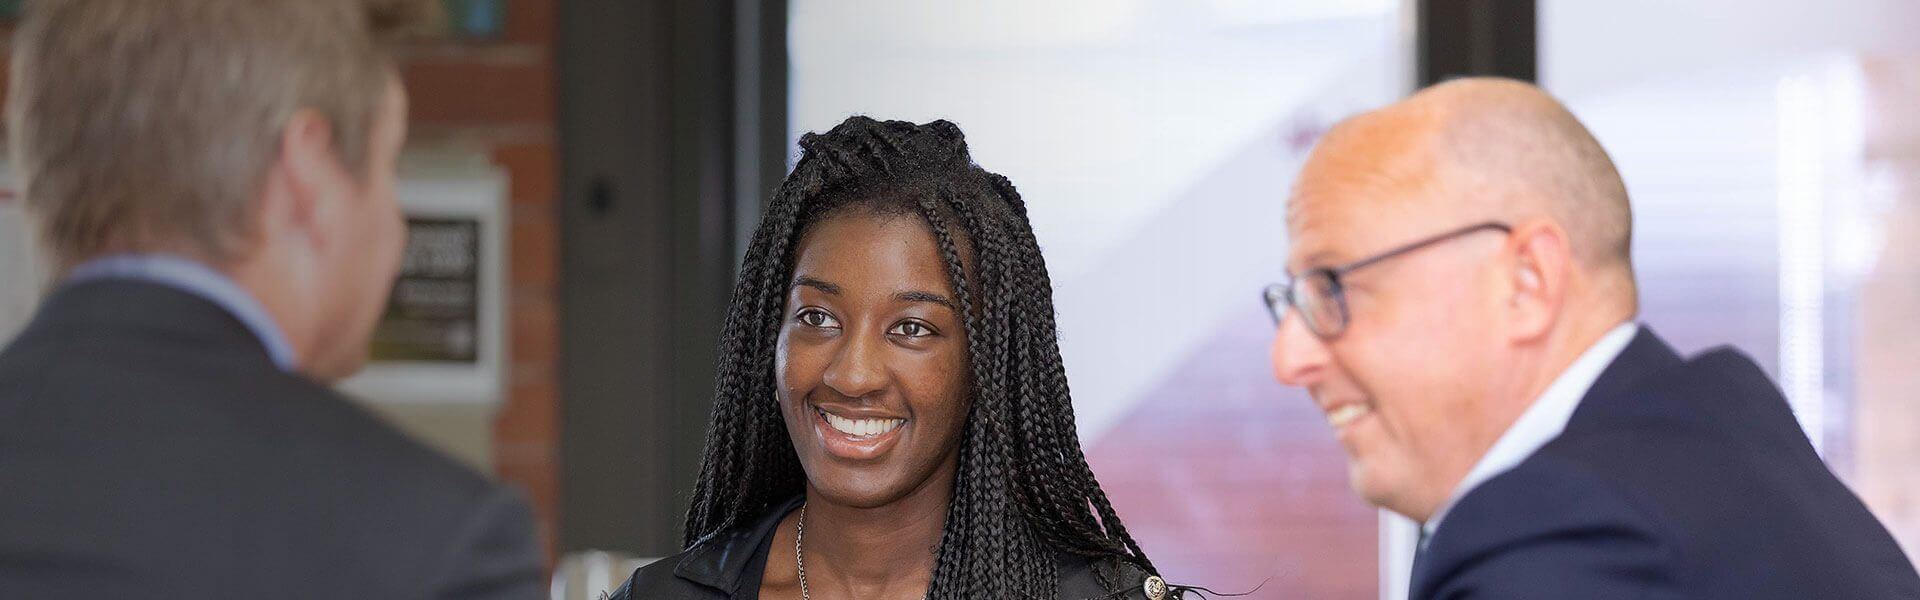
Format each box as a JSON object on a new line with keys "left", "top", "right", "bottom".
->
{"left": 1143, "top": 575, "right": 1167, "bottom": 600}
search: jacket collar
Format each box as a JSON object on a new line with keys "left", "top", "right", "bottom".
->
{"left": 674, "top": 495, "right": 806, "bottom": 594}
{"left": 16, "top": 279, "right": 279, "bottom": 370}
{"left": 63, "top": 254, "right": 296, "bottom": 372}
{"left": 667, "top": 495, "right": 1155, "bottom": 598}
{"left": 1571, "top": 327, "right": 1806, "bottom": 450}
{"left": 1566, "top": 325, "right": 1684, "bottom": 426}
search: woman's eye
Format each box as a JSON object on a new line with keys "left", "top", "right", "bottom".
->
{"left": 795, "top": 308, "right": 839, "bottom": 329}
{"left": 888, "top": 320, "right": 934, "bottom": 338}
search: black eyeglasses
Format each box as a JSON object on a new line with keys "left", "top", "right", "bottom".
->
{"left": 1263, "top": 221, "right": 1512, "bottom": 339}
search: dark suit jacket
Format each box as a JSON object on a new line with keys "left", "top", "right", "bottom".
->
{"left": 0, "top": 280, "right": 545, "bottom": 598}
{"left": 1411, "top": 327, "right": 1920, "bottom": 599}
{"left": 609, "top": 496, "right": 1162, "bottom": 600}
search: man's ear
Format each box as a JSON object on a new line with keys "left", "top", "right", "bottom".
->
{"left": 1505, "top": 217, "right": 1572, "bottom": 343}
{"left": 276, "top": 109, "right": 349, "bottom": 251}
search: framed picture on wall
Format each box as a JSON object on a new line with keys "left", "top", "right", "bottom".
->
{"left": 372, "top": 217, "right": 483, "bottom": 365}
{"left": 340, "top": 153, "right": 508, "bottom": 408}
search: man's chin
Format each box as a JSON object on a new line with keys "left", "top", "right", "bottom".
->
{"left": 1346, "top": 460, "right": 1397, "bottom": 510}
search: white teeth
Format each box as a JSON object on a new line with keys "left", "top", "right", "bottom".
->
{"left": 1327, "top": 404, "right": 1371, "bottom": 429}
{"left": 820, "top": 409, "right": 905, "bottom": 438}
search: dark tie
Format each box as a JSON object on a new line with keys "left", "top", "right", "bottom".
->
{"left": 1411, "top": 527, "right": 1431, "bottom": 577}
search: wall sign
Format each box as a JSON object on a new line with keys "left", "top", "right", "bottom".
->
{"left": 341, "top": 154, "right": 507, "bottom": 407}
{"left": 373, "top": 218, "right": 482, "bottom": 364}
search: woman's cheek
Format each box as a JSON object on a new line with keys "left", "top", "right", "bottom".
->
{"left": 932, "top": 350, "right": 973, "bottom": 440}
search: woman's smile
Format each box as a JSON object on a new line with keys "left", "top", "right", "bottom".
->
{"left": 811, "top": 402, "right": 910, "bottom": 461}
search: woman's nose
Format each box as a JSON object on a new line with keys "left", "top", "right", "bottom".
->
{"left": 822, "top": 330, "right": 886, "bottom": 399}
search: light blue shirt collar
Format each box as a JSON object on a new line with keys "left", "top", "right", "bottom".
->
{"left": 1420, "top": 322, "right": 1641, "bottom": 544}
{"left": 65, "top": 254, "right": 298, "bottom": 372}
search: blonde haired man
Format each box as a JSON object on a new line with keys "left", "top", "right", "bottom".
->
{"left": 0, "top": 1, "right": 542, "bottom": 597}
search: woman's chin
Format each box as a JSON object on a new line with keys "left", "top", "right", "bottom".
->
{"left": 803, "top": 452, "right": 959, "bottom": 510}
{"left": 807, "top": 474, "right": 915, "bottom": 509}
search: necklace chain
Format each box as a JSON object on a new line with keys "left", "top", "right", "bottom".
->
{"left": 795, "top": 504, "right": 810, "bottom": 600}
{"left": 795, "top": 504, "right": 930, "bottom": 600}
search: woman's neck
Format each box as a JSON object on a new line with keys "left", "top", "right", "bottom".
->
{"left": 794, "top": 457, "right": 957, "bottom": 597}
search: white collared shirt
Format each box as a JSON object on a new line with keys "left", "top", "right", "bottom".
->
{"left": 1420, "top": 322, "right": 1640, "bottom": 544}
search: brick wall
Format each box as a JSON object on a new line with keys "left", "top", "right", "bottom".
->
{"left": 399, "top": 0, "right": 563, "bottom": 563}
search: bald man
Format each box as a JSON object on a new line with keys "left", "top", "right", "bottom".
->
{"left": 1266, "top": 78, "right": 1920, "bottom": 599}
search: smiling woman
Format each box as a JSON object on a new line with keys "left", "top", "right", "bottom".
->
{"left": 608, "top": 117, "right": 1179, "bottom": 600}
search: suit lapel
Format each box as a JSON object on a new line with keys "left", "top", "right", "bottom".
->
{"left": 1409, "top": 326, "right": 1683, "bottom": 597}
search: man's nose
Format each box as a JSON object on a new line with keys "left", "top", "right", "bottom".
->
{"left": 1271, "top": 309, "right": 1331, "bottom": 388}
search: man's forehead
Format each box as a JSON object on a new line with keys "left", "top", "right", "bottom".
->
{"left": 1284, "top": 108, "right": 1453, "bottom": 262}
{"left": 1285, "top": 170, "right": 1453, "bottom": 270}
{"left": 1286, "top": 190, "right": 1362, "bottom": 265}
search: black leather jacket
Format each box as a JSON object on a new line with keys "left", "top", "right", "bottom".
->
{"left": 608, "top": 496, "right": 1165, "bottom": 600}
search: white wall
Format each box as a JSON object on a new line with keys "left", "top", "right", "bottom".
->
{"left": 1541, "top": 0, "right": 1920, "bottom": 98}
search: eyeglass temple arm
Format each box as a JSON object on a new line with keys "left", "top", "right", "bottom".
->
{"left": 1331, "top": 222, "right": 1513, "bottom": 276}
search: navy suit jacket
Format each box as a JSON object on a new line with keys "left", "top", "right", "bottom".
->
{"left": 0, "top": 280, "right": 544, "bottom": 598}
{"left": 1410, "top": 328, "right": 1920, "bottom": 599}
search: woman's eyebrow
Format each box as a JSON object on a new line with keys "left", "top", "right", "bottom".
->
{"left": 896, "top": 290, "right": 957, "bottom": 310}
{"left": 792, "top": 275, "right": 841, "bottom": 295}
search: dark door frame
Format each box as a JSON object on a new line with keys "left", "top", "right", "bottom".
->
{"left": 1416, "top": 0, "right": 1536, "bottom": 87}
{"left": 556, "top": 0, "right": 788, "bottom": 556}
